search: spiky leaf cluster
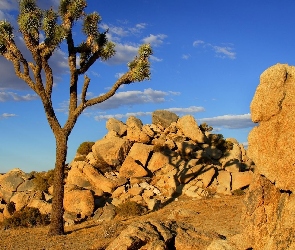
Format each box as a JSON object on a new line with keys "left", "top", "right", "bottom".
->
{"left": 43, "top": 9, "right": 65, "bottom": 47}
{"left": 59, "top": 0, "right": 87, "bottom": 21}
{"left": 128, "top": 44, "right": 153, "bottom": 82}
{"left": 82, "top": 12, "right": 101, "bottom": 37}
{"left": 0, "top": 20, "right": 14, "bottom": 54}
{"left": 18, "top": 0, "right": 42, "bottom": 41}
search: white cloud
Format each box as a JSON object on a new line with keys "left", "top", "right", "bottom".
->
{"left": 107, "top": 43, "right": 138, "bottom": 65}
{"left": 193, "top": 40, "right": 205, "bottom": 47}
{"left": 142, "top": 34, "right": 167, "bottom": 47}
{"left": 0, "top": 113, "right": 16, "bottom": 119}
{"left": 101, "top": 22, "right": 147, "bottom": 42}
{"left": 213, "top": 45, "right": 236, "bottom": 59}
{"left": 95, "top": 88, "right": 169, "bottom": 110}
{"left": 199, "top": 113, "right": 254, "bottom": 129}
{"left": 193, "top": 40, "right": 236, "bottom": 59}
{"left": 150, "top": 55, "right": 163, "bottom": 62}
{"left": 182, "top": 54, "right": 191, "bottom": 60}
{"left": 0, "top": 0, "right": 18, "bottom": 10}
{"left": 95, "top": 111, "right": 152, "bottom": 121}
{"left": 0, "top": 91, "right": 38, "bottom": 102}
{"left": 165, "top": 106, "right": 205, "bottom": 114}
{"left": 94, "top": 105, "right": 205, "bottom": 121}
{"left": 115, "top": 72, "right": 124, "bottom": 79}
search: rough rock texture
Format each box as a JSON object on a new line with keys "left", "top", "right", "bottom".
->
{"left": 248, "top": 63, "right": 295, "bottom": 191}
{"left": 238, "top": 64, "right": 295, "bottom": 249}
{"left": 152, "top": 110, "right": 179, "bottom": 128}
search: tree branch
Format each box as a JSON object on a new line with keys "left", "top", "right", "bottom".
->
{"left": 81, "top": 75, "right": 90, "bottom": 105}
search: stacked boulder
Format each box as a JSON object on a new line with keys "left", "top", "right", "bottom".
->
{"left": 0, "top": 111, "right": 254, "bottom": 225}
{"left": 63, "top": 110, "right": 254, "bottom": 223}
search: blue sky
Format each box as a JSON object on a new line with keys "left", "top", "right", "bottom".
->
{"left": 1, "top": 0, "right": 295, "bottom": 173}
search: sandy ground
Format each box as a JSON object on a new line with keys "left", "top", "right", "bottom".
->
{"left": 0, "top": 194, "right": 244, "bottom": 249}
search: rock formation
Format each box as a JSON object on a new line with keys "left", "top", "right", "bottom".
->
{"left": 211, "top": 63, "right": 295, "bottom": 250}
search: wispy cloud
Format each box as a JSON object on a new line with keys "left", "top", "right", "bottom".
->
{"left": 94, "top": 106, "right": 205, "bottom": 121}
{"left": 182, "top": 54, "right": 191, "bottom": 60}
{"left": 94, "top": 88, "right": 171, "bottom": 110}
{"left": 193, "top": 40, "right": 205, "bottom": 47}
{"left": 193, "top": 40, "right": 236, "bottom": 59}
{"left": 107, "top": 43, "right": 139, "bottom": 65}
{"left": 0, "top": 91, "right": 38, "bottom": 102}
{"left": 142, "top": 34, "right": 167, "bottom": 47}
{"left": 212, "top": 45, "right": 236, "bottom": 59}
{"left": 199, "top": 113, "right": 254, "bottom": 129}
{"left": 56, "top": 88, "right": 177, "bottom": 113}
{"left": 0, "top": 113, "right": 16, "bottom": 119}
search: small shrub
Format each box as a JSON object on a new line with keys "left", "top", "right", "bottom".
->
{"left": 232, "top": 189, "right": 246, "bottom": 196}
{"left": 115, "top": 201, "right": 144, "bottom": 218}
{"left": 199, "top": 122, "right": 213, "bottom": 133}
{"left": 3, "top": 207, "right": 50, "bottom": 229}
{"left": 7, "top": 201, "right": 16, "bottom": 215}
{"left": 77, "top": 141, "right": 95, "bottom": 155}
{"left": 31, "top": 169, "right": 54, "bottom": 192}
{"left": 74, "top": 155, "right": 86, "bottom": 161}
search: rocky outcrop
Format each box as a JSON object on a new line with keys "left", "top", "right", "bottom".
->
{"left": 0, "top": 110, "right": 254, "bottom": 236}
{"left": 234, "top": 64, "right": 295, "bottom": 249}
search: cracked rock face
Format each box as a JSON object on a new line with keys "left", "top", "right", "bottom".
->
{"left": 248, "top": 63, "right": 295, "bottom": 191}
{"left": 239, "top": 64, "right": 295, "bottom": 249}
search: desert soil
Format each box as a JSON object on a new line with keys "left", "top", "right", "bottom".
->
{"left": 0, "top": 194, "right": 244, "bottom": 250}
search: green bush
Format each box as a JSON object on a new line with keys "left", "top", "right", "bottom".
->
{"left": 31, "top": 169, "right": 54, "bottom": 192}
{"left": 3, "top": 207, "right": 50, "bottom": 229}
{"left": 7, "top": 201, "right": 16, "bottom": 215}
{"left": 199, "top": 122, "right": 213, "bottom": 133}
{"left": 115, "top": 201, "right": 145, "bottom": 218}
{"left": 208, "top": 134, "right": 233, "bottom": 152}
{"left": 77, "top": 141, "right": 95, "bottom": 155}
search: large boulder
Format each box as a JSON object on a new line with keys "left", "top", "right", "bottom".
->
{"left": 176, "top": 115, "right": 207, "bottom": 143}
{"left": 152, "top": 110, "right": 179, "bottom": 128}
{"left": 237, "top": 64, "right": 295, "bottom": 249}
{"left": 106, "top": 118, "right": 127, "bottom": 136}
{"left": 64, "top": 189, "right": 94, "bottom": 219}
{"left": 248, "top": 64, "right": 295, "bottom": 191}
{"left": 92, "top": 135, "right": 132, "bottom": 170}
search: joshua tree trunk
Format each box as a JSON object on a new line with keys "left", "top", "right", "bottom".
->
{"left": 49, "top": 132, "right": 68, "bottom": 236}
{"left": 0, "top": 0, "right": 153, "bottom": 237}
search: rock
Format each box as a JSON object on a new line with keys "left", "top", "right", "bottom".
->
{"left": 0, "top": 168, "right": 25, "bottom": 192}
{"left": 150, "top": 174, "right": 177, "bottom": 198}
{"left": 231, "top": 171, "right": 253, "bottom": 191}
{"left": 206, "top": 239, "right": 236, "bottom": 250}
{"left": 239, "top": 173, "right": 295, "bottom": 249}
{"left": 92, "top": 136, "right": 132, "bottom": 170}
{"left": 237, "top": 64, "right": 295, "bottom": 249}
{"left": 63, "top": 189, "right": 94, "bottom": 218}
{"left": 177, "top": 115, "right": 207, "bottom": 143}
{"left": 106, "top": 118, "right": 127, "bottom": 136}
{"left": 178, "top": 160, "right": 206, "bottom": 184}
{"left": 28, "top": 200, "right": 52, "bottom": 215}
{"left": 17, "top": 179, "right": 36, "bottom": 192}
{"left": 248, "top": 64, "right": 295, "bottom": 191}
{"left": 219, "top": 142, "right": 242, "bottom": 168}
{"left": 147, "top": 151, "right": 171, "bottom": 173}
{"left": 119, "top": 156, "right": 148, "bottom": 178}
{"left": 152, "top": 110, "right": 179, "bottom": 128}
{"left": 126, "top": 116, "right": 150, "bottom": 143}
{"left": 127, "top": 143, "right": 153, "bottom": 167}
{"left": 106, "top": 220, "right": 175, "bottom": 250}
{"left": 216, "top": 171, "right": 231, "bottom": 195}
{"left": 10, "top": 192, "right": 32, "bottom": 211}
{"left": 96, "top": 203, "right": 116, "bottom": 222}
{"left": 204, "top": 146, "right": 222, "bottom": 160}
{"left": 66, "top": 163, "right": 92, "bottom": 189}
{"left": 196, "top": 166, "right": 216, "bottom": 188}
{"left": 82, "top": 163, "right": 123, "bottom": 193}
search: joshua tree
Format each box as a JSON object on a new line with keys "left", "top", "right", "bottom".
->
{"left": 0, "top": 0, "right": 152, "bottom": 236}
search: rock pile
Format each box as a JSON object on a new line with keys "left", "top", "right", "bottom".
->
{"left": 0, "top": 110, "right": 255, "bottom": 226}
